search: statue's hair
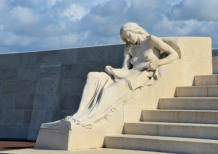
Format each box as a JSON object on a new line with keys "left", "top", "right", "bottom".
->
{"left": 120, "top": 22, "right": 148, "bottom": 36}
{"left": 120, "top": 22, "right": 149, "bottom": 44}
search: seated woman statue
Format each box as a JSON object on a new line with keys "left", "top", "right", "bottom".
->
{"left": 42, "top": 22, "right": 179, "bottom": 129}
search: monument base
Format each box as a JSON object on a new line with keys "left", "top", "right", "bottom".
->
{"left": 35, "top": 105, "right": 124, "bottom": 150}
{"left": 35, "top": 126, "right": 104, "bottom": 150}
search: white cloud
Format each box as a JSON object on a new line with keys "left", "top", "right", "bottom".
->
{"left": 0, "top": 25, "right": 4, "bottom": 31}
{"left": 170, "top": 0, "right": 218, "bottom": 21}
{"left": 0, "top": 30, "right": 34, "bottom": 50}
{"left": 1, "top": 0, "right": 218, "bottom": 53}
{"left": 0, "top": 0, "right": 6, "bottom": 9}
{"left": 10, "top": 6, "right": 39, "bottom": 25}
{"left": 3, "top": 33, "right": 32, "bottom": 46}
{"left": 61, "top": 4, "right": 88, "bottom": 21}
{"left": 124, "top": 0, "right": 132, "bottom": 9}
{"left": 49, "top": 0, "right": 58, "bottom": 7}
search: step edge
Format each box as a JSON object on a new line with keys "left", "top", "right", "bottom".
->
{"left": 125, "top": 122, "right": 218, "bottom": 127}
{"left": 105, "top": 135, "right": 218, "bottom": 143}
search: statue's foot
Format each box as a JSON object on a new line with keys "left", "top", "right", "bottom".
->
{"left": 40, "top": 120, "right": 61, "bottom": 129}
{"left": 64, "top": 116, "right": 81, "bottom": 125}
{"left": 40, "top": 116, "right": 79, "bottom": 131}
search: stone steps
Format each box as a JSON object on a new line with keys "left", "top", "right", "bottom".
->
{"left": 141, "top": 110, "right": 218, "bottom": 124}
{"left": 158, "top": 97, "right": 218, "bottom": 110}
{"left": 124, "top": 122, "right": 218, "bottom": 139}
{"left": 176, "top": 86, "right": 218, "bottom": 97}
{"left": 104, "top": 135, "right": 218, "bottom": 154}
{"left": 104, "top": 74, "right": 218, "bottom": 153}
{"left": 194, "top": 74, "right": 218, "bottom": 86}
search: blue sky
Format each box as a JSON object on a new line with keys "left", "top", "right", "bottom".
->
{"left": 0, "top": 0, "right": 218, "bottom": 53}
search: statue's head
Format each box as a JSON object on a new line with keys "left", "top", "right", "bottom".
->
{"left": 120, "top": 22, "right": 149, "bottom": 45}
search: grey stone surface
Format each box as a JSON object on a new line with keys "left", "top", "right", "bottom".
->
{"left": 212, "top": 49, "right": 218, "bottom": 56}
{"left": 0, "top": 44, "right": 124, "bottom": 141}
{"left": 212, "top": 56, "right": 218, "bottom": 73}
{"left": 212, "top": 49, "right": 218, "bottom": 73}
{"left": 27, "top": 64, "right": 62, "bottom": 140}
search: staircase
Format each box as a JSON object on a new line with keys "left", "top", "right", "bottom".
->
{"left": 104, "top": 75, "right": 218, "bottom": 154}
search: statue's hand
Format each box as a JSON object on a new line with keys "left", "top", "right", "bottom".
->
{"left": 146, "top": 35, "right": 154, "bottom": 42}
{"left": 148, "top": 61, "right": 159, "bottom": 71}
{"left": 135, "top": 62, "right": 150, "bottom": 71}
{"left": 146, "top": 35, "right": 151, "bottom": 40}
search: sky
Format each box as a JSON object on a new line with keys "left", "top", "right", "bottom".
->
{"left": 0, "top": 0, "right": 218, "bottom": 53}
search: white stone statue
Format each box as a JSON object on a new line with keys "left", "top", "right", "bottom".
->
{"left": 36, "top": 22, "right": 212, "bottom": 150}
{"left": 41, "top": 22, "right": 179, "bottom": 129}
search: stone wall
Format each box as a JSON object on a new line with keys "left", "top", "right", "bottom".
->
{"left": 0, "top": 45, "right": 217, "bottom": 141}
{"left": 0, "top": 44, "right": 124, "bottom": 141}
{"left": 212, "top": 49, "right": 218, "bottom": 73}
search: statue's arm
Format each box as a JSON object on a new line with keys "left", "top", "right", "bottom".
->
{"left": 122, "top": 46, "right": 132, "bottom": 69}
{"left": 148, "top": 35, "right": 179, "bottom": 67}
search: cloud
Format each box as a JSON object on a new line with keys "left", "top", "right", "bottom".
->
{"left": 10, "top": 6, "right": 39, "bottom": 25}
{"left": 61, "top": 4, "right": 88, "bottom": 21}
{"left": 0, "top": 0, "right": 218, "bottom": 53}
{"left": 170, "top": 0, "right": 218, "bottom": 21}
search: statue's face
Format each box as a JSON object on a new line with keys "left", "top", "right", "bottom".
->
{"left": 120, "top": 32, "right": 137, "bottom": 45}
{"left": 121, "top": 34, "right": 128, "bottom": 44}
